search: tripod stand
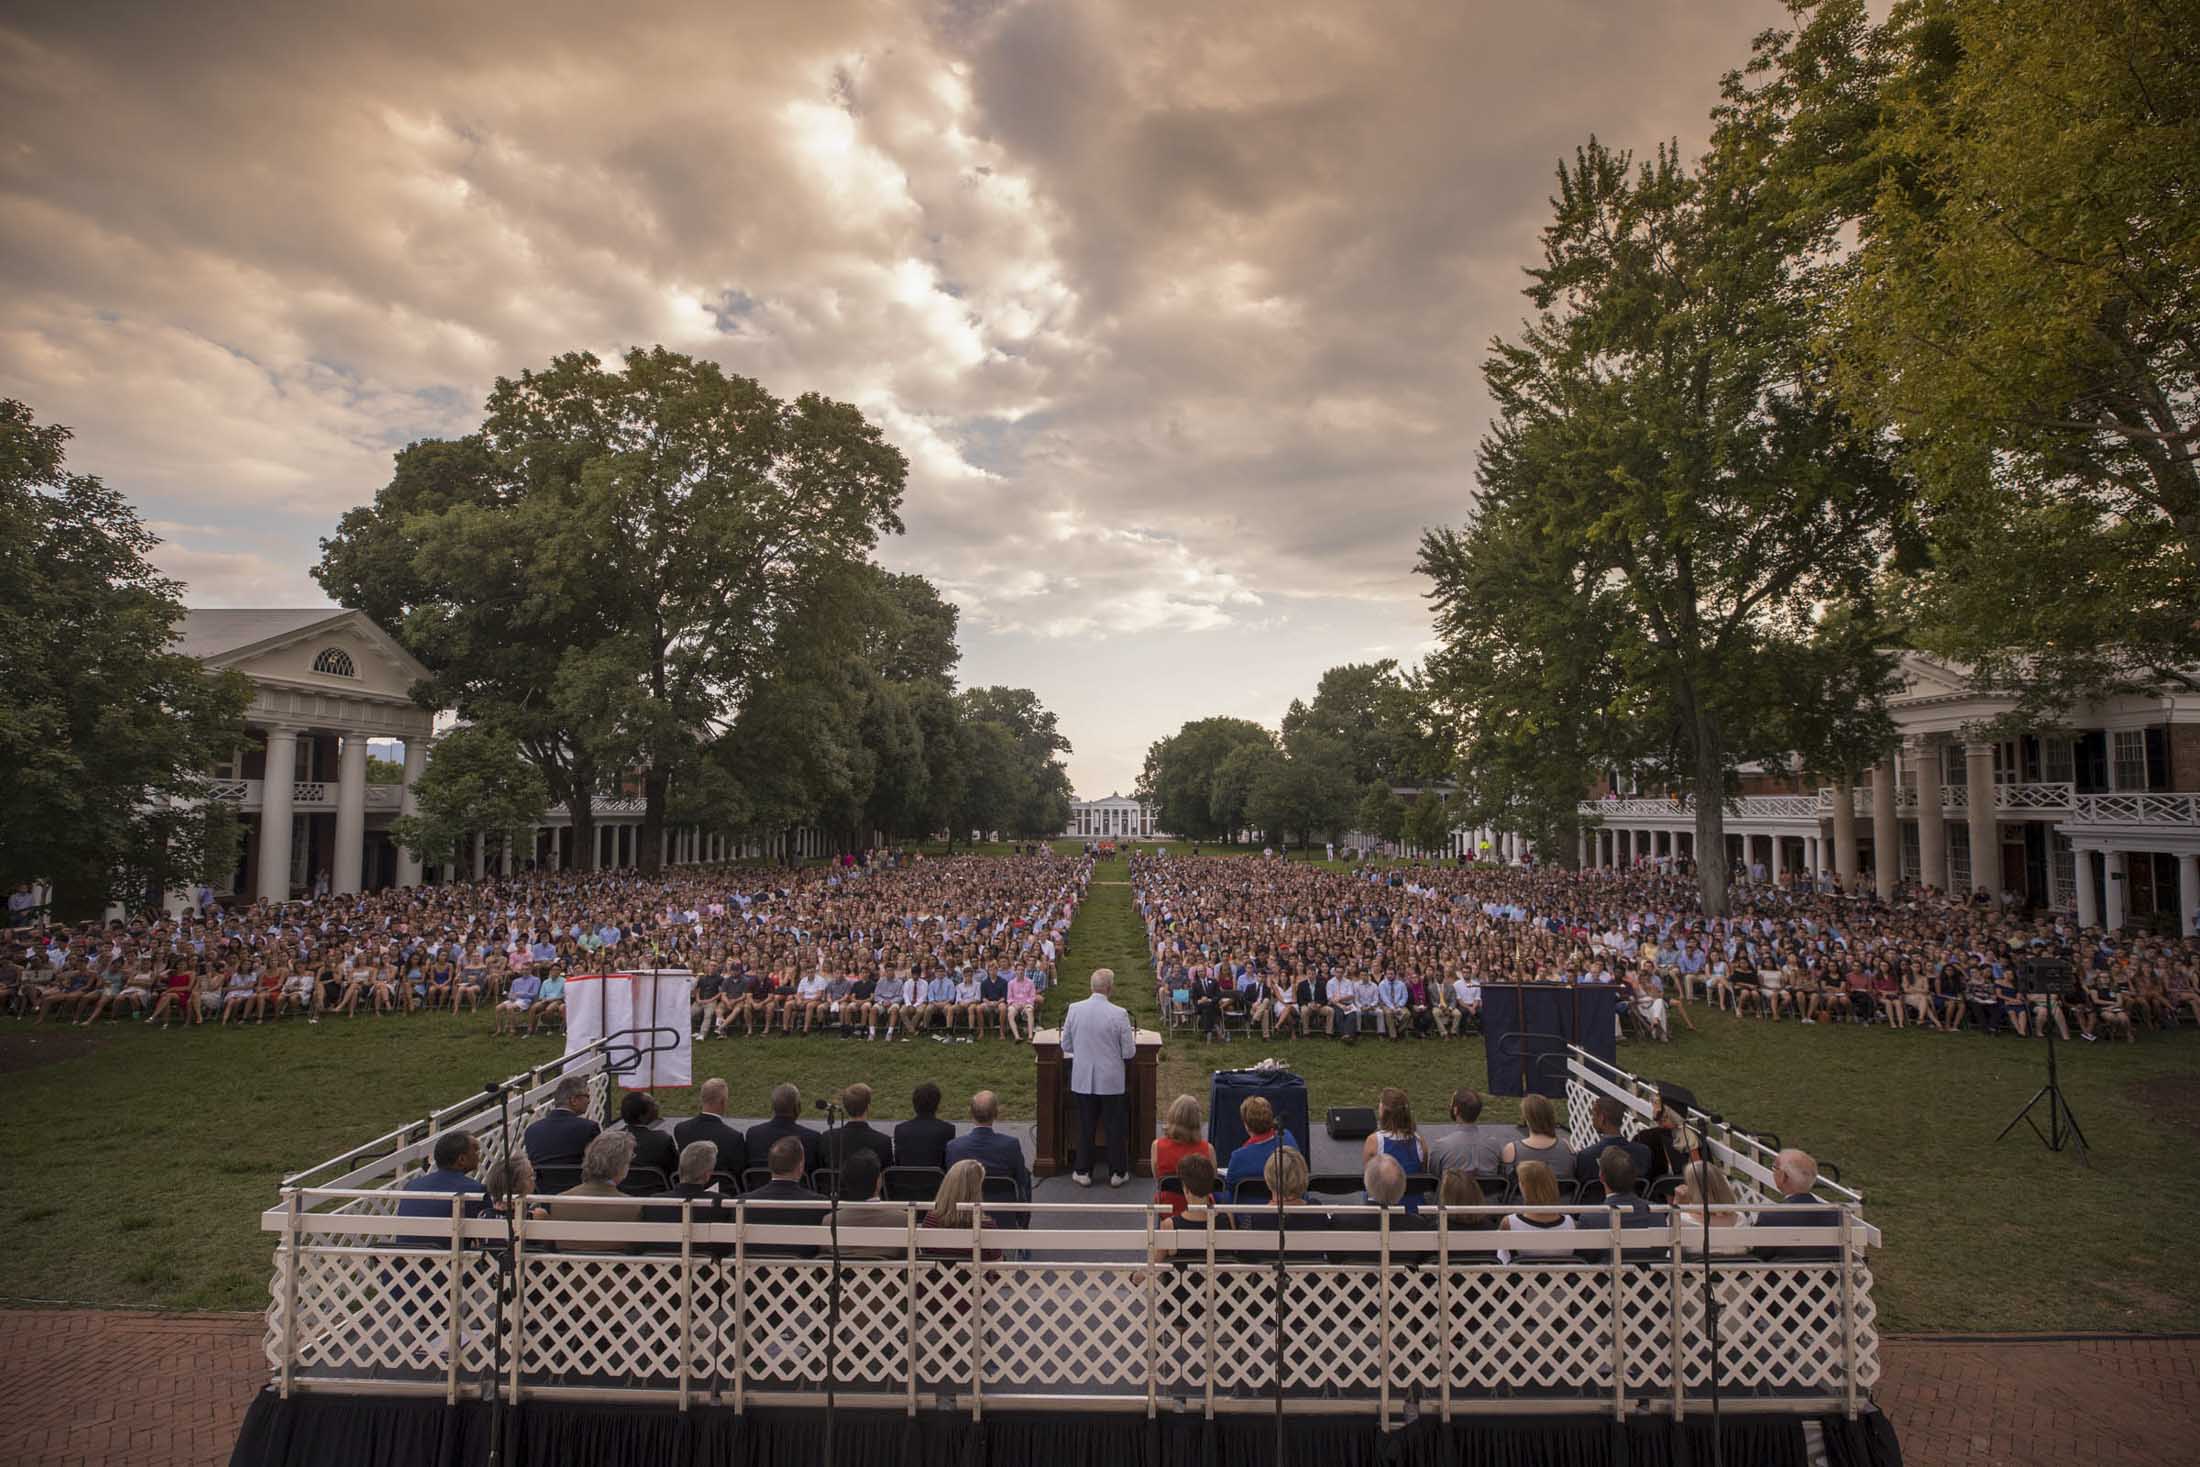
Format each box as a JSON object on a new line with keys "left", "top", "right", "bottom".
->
{"left": 1996, "top": 992, "right": 2089, "bottom": 1165}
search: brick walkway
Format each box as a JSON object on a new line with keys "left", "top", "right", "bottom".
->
{"left": 1874, "top": 1333, "right": 2200, "bottom": 1466}
{"left": 2, "top": 1309, "right": 2196, "bottom": 1466}
{"left": 0, "top": 1308, "right": 264, "bottom": 1467}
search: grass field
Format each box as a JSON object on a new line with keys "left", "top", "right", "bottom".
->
{"left": 4, "top": 849, "right": 2197, "bottom": 1335}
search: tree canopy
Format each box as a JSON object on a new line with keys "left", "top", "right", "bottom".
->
{"left": 1422, "top": 5, "right": 1908, "bottom": 912}
{"left": 1832, "top": 0, "right": 2200, "bottom": 717}
{"left": 1, "top": 400, "right": 249, "bottom": 919}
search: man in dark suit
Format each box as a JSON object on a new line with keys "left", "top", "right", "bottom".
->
{"left": 1571, "top": 1096, "right": 1653, "bottom": 1188}
{"left": 944, "top": 1090, "right": 1032, "bottom": 1202}
{"left": 744, "top": 1083, "right": 821, "bottom": 1175}
{"left": 397, "top": 1131, "right": 487, "bottom": 1220}
{"left": 746, "top": 1136, "right": 824, "bottom": 1257}
{"left": 523, "top": 1074, "right": 600, "bottom": 1171}
{"left": 891, "top": 1081, "right": 956, "bottom": 1171}
{"left": 826, "top": 1083, "right": 895, "bottom": 1172}
{"left": 1591, "top": 1151, "right": 1666, "bottom": 1263}
{"left": 673, "top": 1077, "right": 747, "bottom": 1180}
{"left": 1767, "top": 1149, "right": 1843, "bottom": 1261}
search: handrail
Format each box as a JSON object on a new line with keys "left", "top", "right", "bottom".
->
{"left": 260, "top": 1187, "right": 1880, "bottom": 1416}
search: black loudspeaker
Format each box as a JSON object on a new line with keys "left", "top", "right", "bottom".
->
{"left": 1326, "top": 1106, "right": 1378, "bottom": 1141}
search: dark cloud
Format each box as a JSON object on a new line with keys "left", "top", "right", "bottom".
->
{"left": 0, "top": 0, "right": 1784, "bottom": 791}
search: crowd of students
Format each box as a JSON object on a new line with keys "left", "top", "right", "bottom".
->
{"left": 1135, "top": 853, "right": 2200, "bottom": 1045}
{"left": 0, "top": 850, "right": 1088, "bottom": 1042}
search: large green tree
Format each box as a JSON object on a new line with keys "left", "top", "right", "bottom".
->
{"left": 1834, "top": 0, "right": 2200, "bottom": 712}
{"left": 1, "top": 401, "right": 249, "bottom": 918}
{"left": 1281, "top": 661, "right": 1449, "bottom": 789}
{"left": 1137, "top": 716, "right": 1275, "bottom": 842}
{"left": 388, "top": 726, "right": 551, "bottom": 875}
{"left": 318, "top": 347, "right": 907, "bottom": 869}
{"left": 1427, "top": 6, "right": 1908, "bottom": 914}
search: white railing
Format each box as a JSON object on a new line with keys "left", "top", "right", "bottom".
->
{"left": 204, "top": 780, "right": 643, "bottom": 825}
{"left": 261, "top": 1193, "right": 1877, "bottom": 1419}
{"left": 1583, "top": 779, "right": 2200, "bottom": 833}
{"left": 2069, "top": 792, "right": 2200, "bottom": 828}
{"left": 279, "top": 1040, "right": 614, "bottom": 1214}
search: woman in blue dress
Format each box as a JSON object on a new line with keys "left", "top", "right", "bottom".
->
{"left": 1361, "top": 1087, "right": 1428, "bottom": 1212}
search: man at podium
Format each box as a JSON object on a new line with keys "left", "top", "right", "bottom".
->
{"left": 1059, "top": 967, "right": 1137, "bottom": 1187}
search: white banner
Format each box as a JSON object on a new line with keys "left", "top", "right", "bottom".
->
{"left": 563, "top": 970, "right": 694, "bottom": 1088}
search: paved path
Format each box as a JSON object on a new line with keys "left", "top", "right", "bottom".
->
{"left": 3, "top": 1308, "right": 2195, "bottom": 1466}
{"left": 1874, "top": 1333, "right": 2200, "bottom": 1466}
{"left": 0, "top": 1308, "right": 264, "bottom": 1467}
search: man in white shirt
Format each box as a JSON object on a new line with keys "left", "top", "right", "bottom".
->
{"left": 1058, "top": 968, "right": 1138, "bottom": 1187}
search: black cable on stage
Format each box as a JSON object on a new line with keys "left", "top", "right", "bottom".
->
{"left": 818, "top": 1096, "right": 845, "bottom": 1467}
{"left": 481, "top": 1080, "right": 520, "bottom": 1467}
{"left": 1272, "top": 1198, "right": 1288, "bottom": 1467}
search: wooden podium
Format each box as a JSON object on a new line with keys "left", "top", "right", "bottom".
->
{"left": 1032, "top": 1026, "right": 1163, "bottom": 1177}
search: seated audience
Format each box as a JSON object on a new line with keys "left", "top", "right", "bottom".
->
{"left": 672, "top": 1077, "right": 747, "bottom": 1180}
{"left": 523, "top": 1075, "right": 601, "bottom": 1171}
{"left": 1766, "top": 1148, "right": 1843, "bottom": 1261}
{"left": 1499, "top": 1093, "right": 1575, "bottom": 1179}
{"left": 892, "top": 1082, "right": 956, "bottom": 1171}
{"left": 1425, "top": 1088, "right": 1521, "bottom": 1180}
{"left": 745, "top": 1136, "right": 825, "bottom": 1257}
{"left": 1571, "top": 1096, "right": 1653, "bottom": 1187}
{"left": 614, "top": 1090, "right": 680, "bottom": 1179}
{"left": 832, "top": 1152, "right": 914, "bottom": 1258}
{"left": 827, "top": 1083, "right": 895, "bottom": 1171}
{"left": 745, "top": 1083, "right": 822, "bottom": 1175}
{"left": 920, "top": 1159, "right": 1003, "bottom": 1260}
{"left": 943, "top": 1090, "right": 1032, "bottom": 1203}
{"left": 546, "top": 1132, "right": 644, "bottom": 1248}
{"left": 1149, "top": 1094, "right": 1215, "bottom": 1219}
{"left": 1155, "top": 1152, "right": 1234, "bottom": 1259}
{"left": 1221, "top": 1096, "right": 1299, "bottom": 1201}
{"left": 396, "top": 1131, "right": 487, "bottom": 1221}
{"left": 1495, "top": 1160, "right": 1575, "bottom": 1264}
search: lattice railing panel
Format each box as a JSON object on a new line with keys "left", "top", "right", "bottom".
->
{"left": 520, "top": 1253, "right": 684, "bottom": 1384}
{"left": 282, "top": 1246, "right": 496, "bottom": 1378}
{"left": 1449, "top": 1265, "right": 1611, "bottom": 1392}
{"left": 1669, "top": 1264, "right": 1875, "bottom": 1394}
{"left": 985, "top": 1265, "right": 1153, "bottom": 1389}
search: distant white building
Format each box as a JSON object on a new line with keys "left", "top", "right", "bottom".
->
{"left": 1065, "top": 793, "right": 1163, "bottom": 840}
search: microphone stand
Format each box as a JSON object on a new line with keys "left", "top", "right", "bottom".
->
{"left": 816, "top": 1096, "right": 845, "bottom": 1467}
{"left": 1272, "top": 1200, "right": 1288, "bottom": 1467}
{"left": 1698, "top": 1163, "right": 1722, "bottom": 1467}
{"left": 481, "top": 1079, "right": 521, "bottom": 1467}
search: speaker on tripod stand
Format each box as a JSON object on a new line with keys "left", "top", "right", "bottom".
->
{"left": 1995, "top": 958, "right": 2089, "bottom": 1166}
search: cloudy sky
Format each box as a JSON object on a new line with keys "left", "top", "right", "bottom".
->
{"left": 3, "top": 0, "right": 1781, "bottom": 795}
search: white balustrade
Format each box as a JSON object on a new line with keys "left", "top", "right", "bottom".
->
{"left": 2071, "top": 791, "right": 2200, "bottom": 827}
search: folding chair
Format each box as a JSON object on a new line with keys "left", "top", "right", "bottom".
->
{"left": 980, "top": 1173, "right": 1027, "bottom": 1228}
{"left": 619, "top": 1166, "right": 670, "bottom": 1198}
{"left": 883, "top": 1166, "right": 944, "bottom": 1203}
{"left": 535, "top": 1164, "right": 583, "bottom": 1195}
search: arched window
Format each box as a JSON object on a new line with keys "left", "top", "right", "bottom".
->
{"left": 312, "top": 647, "right": 355, "bottom": 677}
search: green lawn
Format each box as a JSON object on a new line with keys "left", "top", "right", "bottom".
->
{"left": 3, "top": 851, "right": 2195, "bottom": 1335}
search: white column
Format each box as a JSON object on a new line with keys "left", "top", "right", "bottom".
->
{"left": 2074, "top": 847, "right": 2099, "bottom": 929}
{"left": 1872, "top": 756, "right": 1899, "bottom": 899}
{"left": 2103, "top": 849, "right": 2127, "bottom": 932}
{"left": 660, "top": 827, "right": 669, "bottom": 868}
{"left": 333, "top": 734, "right": 367, "bottom": 895}
{"left": 2179, "top": 853, "right": 2199, "bottom": 938}
{"left": 469, "top": 832, "right": 485, "bottom": 880}
{"left": 1965, "top": 742, "right": 1999, "bottom": 901}
{"left": 1807, "top": 834, "right": 1822, "bottom": 879}
{"left": 256, "top": 726, "right": 299, "bottom": 905}
{"left": 1831, "top": 779, "right": 1859, "bottom": 891}
{"left": 1914, "top": 740, "right": 1945, "bottom": 891}
{"left": 500, "top": 834, "right": 513, "bottom": 877}
{"left": 1770, "top": 833, "right": 1785, "bottom": 883}
{"left": 396, "top": 736, "right": 427, "bottom": 888}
